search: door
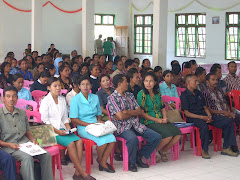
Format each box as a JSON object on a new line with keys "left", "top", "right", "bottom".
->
{"left": 115, "top": 26, "right": 128, "bottom": 57}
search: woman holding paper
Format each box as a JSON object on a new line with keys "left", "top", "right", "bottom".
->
{"left": 40, "top": 77, "right": 95, "bottom": 180}
{"left": 70, "top": 76, "right": 116, "bottom": 173}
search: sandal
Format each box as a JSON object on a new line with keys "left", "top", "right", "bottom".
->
{"left": 158, "top": 151, "right": 168, "bottom": 162}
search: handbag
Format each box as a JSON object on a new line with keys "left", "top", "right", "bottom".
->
{"left": 85, "top": 121, "right": 117, "bottom": 137}
{"left": 165, "top": 102, "right": 184, "bottom": 123}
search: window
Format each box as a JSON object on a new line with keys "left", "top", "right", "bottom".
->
{"left": 175, "top": 13, "right": 206, "bottom": 58}
{"left": 94, "top": 14, "right": 115, "bottom": 25}
{"left": 226, "top": 12, "right": 240, "bottom": 60}
{"left": 134, "top": 15, "right": 153, "bottom": 54}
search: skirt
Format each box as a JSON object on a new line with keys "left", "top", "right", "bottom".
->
{"left": 147, "top": 122, "right": 182, "bottom": 139}
{"left": 78, "top": 126, "right": 116, "bottom": 146}
{"left": 56, "top": 133, "right": 81, "bottom": 147}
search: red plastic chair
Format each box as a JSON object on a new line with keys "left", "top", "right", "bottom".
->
{"left": 176, "top": 87, "right": 186, "bottom": 97}
{"left": 106, "top": 105, "right": 156, "bottom": 171}
{"left": 23, "top": 80, "right": 34, "bottom": 88}
{"left": 31, "top": 90, "right": 48, "bottom": 107}
{"left": 228, "top": 90, "right": 240, "bottom": 142}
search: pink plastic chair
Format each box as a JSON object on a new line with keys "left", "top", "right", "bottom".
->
{"left": 106, "top": 105, "right": 156, "bottom": 171}
{"left": 176, "top": 87, "right": 186, "bottom": 97}
{"left": 24, "top": 87, "right": 30, "bottom": 91}
{"left": 15, "top": 99, "right": 38, "bottom": 111}
{"left": 0, "top": 89, "right": 3, "bottom": 101}
{"left": 0, "top": 104, "right": 4, "bottom": 108}
{"left": 60, "top": 89, "right": 68, "bottom": 95}
{"left": 23, "top": 80, "right": 34, "bottom": 88}
{"left": 31, "top": 90, "right": 48, "bottom": 107}
{"left": 24, "top": 110, "right": 63, "bottom": 180}
{"left": 161, "top": 95, "right": 196, "bottom": 159}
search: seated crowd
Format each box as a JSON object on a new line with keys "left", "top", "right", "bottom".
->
{"left": 0, "top": 45, "right": 240, "bottom": 180}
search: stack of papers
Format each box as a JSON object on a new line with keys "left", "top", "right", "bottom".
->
{"left": 19, "top": 142, "right": 47, "bottom": 156}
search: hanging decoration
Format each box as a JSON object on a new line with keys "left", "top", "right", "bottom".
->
{"left": 130, "top": 0, "right": 240, "bottom": 13}
{"left": 2, "top": 0, "right": 82, "bottom": 13}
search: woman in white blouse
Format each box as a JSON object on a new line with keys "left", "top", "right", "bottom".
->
{"left": 40, "top": 77, "right": 95, "bottom": 180}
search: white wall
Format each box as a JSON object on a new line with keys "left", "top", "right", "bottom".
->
{"left": 0, "top": 0, "right": 31, "bottom": 60}
{"left": 42, "top": 0, "right": 82, "bottom": 55}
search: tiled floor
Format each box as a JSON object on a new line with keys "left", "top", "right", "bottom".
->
{"left": 55, "top": 143, "right": 240, "bottom": 180}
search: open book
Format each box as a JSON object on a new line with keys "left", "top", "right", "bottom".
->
{"left": 19, "top": 142, "right": 47, "bottom": 156}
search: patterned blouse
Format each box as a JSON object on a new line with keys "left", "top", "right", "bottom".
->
{"left": 107, "top": 90, "right": 147, "bottom": 135}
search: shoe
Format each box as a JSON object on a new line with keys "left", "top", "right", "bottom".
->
{"left": 221, "top": 147, "right": 238, "bottom": 157}
{"left": 114, "top": 153, "right": 123, "bottom": 161}
{"left": 158, "top": 151, "right": 168, "bottom": 162}
{"left": 201, "top": 150, "right": 211, "bottom": 159}
{"left": 61, "top": 158, "right": 68, "bottom": 166}
{"left": 99, "top": 164, "right": 115, "bottom": 173}
{"left": 72, "top": 174, "right": 84, "bottom": 180}
{"left": 107, "top": 163, "right": 115, "bottom": 171}
{"left": 231, "top": 145, "right": 239, "bottom": 154}
{"left": 85, "top": 175, "right": 96, "bottom": 180}
{"left": 136, "top": 155, "right": 149, "bottom": 168}
{"left": 129, "top": 163, "right": 138, "bottom": 172}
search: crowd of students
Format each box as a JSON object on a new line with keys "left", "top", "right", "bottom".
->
{"left": 0, "top": 44, "right": 240, "bottom": 180}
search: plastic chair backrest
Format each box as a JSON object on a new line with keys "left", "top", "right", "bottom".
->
{"left": 60, "top": 89, "right": 68, "bottom": 95}
{"left": 23, "top": 80, "right": 34, "bottom": 88}
{"left": 176, "top": 87, "right": 186, "bottom": 97}
{"left": 31, "top": 90, "right": 48, "bottom": 107}
{"left": 0, "top": 104, "right": 4, "bottom": 108}
{"left": 0, "top": 89, "right": 3, "bottom": 101}
{"left": 25, "top": 110, "right": 41, "bottom": 123}
{"left": 16, "top": 99, "right": 38, "bottom": 111}
{"left": 229, "top": 90, "right": 240, "bottom": 111}
{"left": 161, "top": 95, "right": 180, "bottom": 110}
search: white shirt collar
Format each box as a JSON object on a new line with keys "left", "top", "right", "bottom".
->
{"left": 37, "top": 79, "right": 42, "bottom": 84}
{"left": 90, "top": 75, "right": 97, "bottom": 79}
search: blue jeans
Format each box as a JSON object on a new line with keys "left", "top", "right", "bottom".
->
{"left": 0, "top": 149, "right": 16, "bottom": 180}
{"left": 118, "top": 127, "right": 162, "bottom": 164}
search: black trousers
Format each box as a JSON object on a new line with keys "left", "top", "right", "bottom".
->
{"left": 187, "top": 115, "right": 236, "bottom": 151}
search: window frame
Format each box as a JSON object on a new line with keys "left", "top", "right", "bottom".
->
{"left": 134, "top": 14, "right": 153, "bottom": 55}
{"left": 226, "top": 12, "right": 240, "bottom": 60}
{"left": 175, "top": 13, "right": 206, "bottom": 58}
{"left": 94, "top": 14, "right": 115, "bottom": 26}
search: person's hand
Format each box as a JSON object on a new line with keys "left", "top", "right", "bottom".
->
{"left": 162, "top": 118, "right": 168, "bottom": 124}
{"left": 122, "top": 110, "right": 128, "bottom": 114}
{"left": 170, "top": 103, "right": 176, "bottom": 109}
{"left": 58, "top": 130, "right": 68, "bottom": 136}
{"left": 97, "top": 120, "right": 105, "bottom": 124}
{"left": 201, "top": 115, "right": 210, "bottom": 122}
{"left": 28, "top": 105, "right": 33, "bottom": 111}
{"left": 8, "top": 143, "right": 20, "bottom": 150}
{"left": 32, "top": 139, "right": 39, "bottom": 145}
{"left": 157, "top": 118, "right": 168, "bottom": 124}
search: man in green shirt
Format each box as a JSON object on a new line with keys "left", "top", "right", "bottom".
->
{"left": 103, "top": 37, "right": 113, "bottom": 61}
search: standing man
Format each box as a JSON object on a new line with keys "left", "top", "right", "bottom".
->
{"left": 103, "top": 37, "right": 113, "bottom": 61}
{"left": 0, "top": 86, "right": 54, "bottom": 180}
{"left": 180, "top": 74, "right": 238, "bottom": 159}
{"left": 95, "top": 34, "right": 103, "bottom": 55}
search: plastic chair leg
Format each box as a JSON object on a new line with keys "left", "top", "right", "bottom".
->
{"left": 57, "top": 151, "right": 64, "bottom": 180}
{"left": 52, "top": 156, "right": 55, "bottom": 179}
{"left": 195, "top": 128, "right": 202, "bottom": 156}
{"left": 122, "top": 140, "right": 128, "bottom": 171}
{"left": 85, "top": 143, "right": 92, "bottom": 174}
{"left": 191, "top": 130, "right": 196, "bottom": 156}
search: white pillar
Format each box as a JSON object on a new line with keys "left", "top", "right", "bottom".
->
{"left": 152, "top": 0, "right": 168, "bottom": 69}
{"left": 31, "top": 0, "right": 42, "bottom": 54}
{"left": 82, "top": 0, "right": 94, "bottom": 58}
